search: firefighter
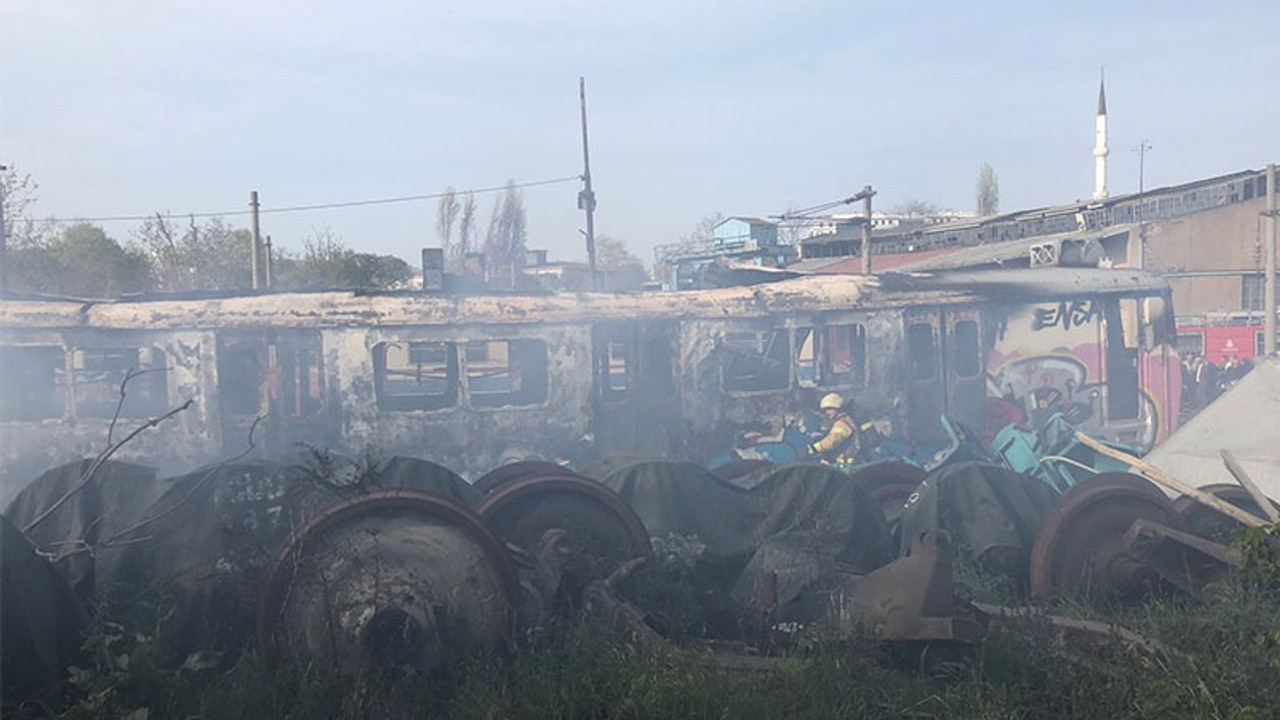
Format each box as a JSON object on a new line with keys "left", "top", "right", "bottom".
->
{"left": 807, "top": 393, "right": 862, "bottom": 469}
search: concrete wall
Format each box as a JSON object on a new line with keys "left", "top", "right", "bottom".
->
{"left": 1147, "top": 195, "right": 1274, "bottom": 316}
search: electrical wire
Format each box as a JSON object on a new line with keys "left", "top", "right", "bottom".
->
{"left": 30, "top": 174, "right": 583, "bottom": 225}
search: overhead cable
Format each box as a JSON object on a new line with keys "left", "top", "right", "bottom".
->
{"left": 32, "top": 174, "right": 582, "bottom": 225}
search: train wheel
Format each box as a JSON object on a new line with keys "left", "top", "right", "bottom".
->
{"left": 1029, "top": 472, "right": 1184, "bottom": 603}
{"left": 1173, "top": 483, "right": 1277, "bottom": 543}
{"left": 711, "top": 459, "right": 773, "bottom": 482}
{"left": 849, "top": 461, "right": 928, "bottom": 526}
{"left": 479, "top": 473, "right": 651, "bottom": 613}
{"left": 257, "top": 489, "right": 520, "bottom": 677}
{"left": 472, "top": 460, "right": 583, "bottom": 495}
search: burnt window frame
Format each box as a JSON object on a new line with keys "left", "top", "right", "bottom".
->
{"left": 373, "top": 340, "right": 460, "bottom": 412}
{"left": 796, "top": 322, "right": 867, "bottom": 389}
{"left": 0, "top": 345, "right": 68, "bottom": 421}
{"left": 721, "top": 328, "right": 791, "bottom": 393}
{"left": 71, "top": 346, "right": 170, "bottom": 419}
{"left": 463, "top": 338, "right": 549, "bottom": 409}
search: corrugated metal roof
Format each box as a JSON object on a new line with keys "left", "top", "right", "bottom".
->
{"left": 890, "top": 225, "right": 1137, "bottom": 272}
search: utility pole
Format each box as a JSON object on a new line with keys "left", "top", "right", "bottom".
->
{"left": 1265, "top": 164, "right": 1277, "bottom": 358}
{"left": 578, "top": 77, "right": 598, "bottom": 290}
{"left": 250, "top": 191, "right": 263, "bottom": 290}
{"left": 264, "top": 235, "right": 274, "bottom": 289}
{"left": 1134, "top": 140, "right": 1152, "bottom": 269}
{"left": 859, "top": 185, "right": 876, "bottom": 275}
{"left": 0, "top": 164, "right": 7, "bottom": 297}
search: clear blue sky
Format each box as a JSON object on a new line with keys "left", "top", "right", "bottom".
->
{"left": 3, "top": 1, "right": 1277, "bottom": 267}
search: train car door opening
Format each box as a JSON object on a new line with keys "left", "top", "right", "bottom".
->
{"left": 592, "top": 322, "right": 680, "bottom": 458}
{"left": 217, "top": 330, "right": 330, "bottom": 456}
{"left": 905, "top": 306, "right": 986, "bottom": 443}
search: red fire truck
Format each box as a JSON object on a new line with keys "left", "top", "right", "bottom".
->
{"left": 1176, "top": 313, "right": 1279, "bottom": 364}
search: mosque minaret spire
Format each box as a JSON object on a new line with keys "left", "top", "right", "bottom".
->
{"left": 1093, "top": 71, "right": 1109, "bottom": 200}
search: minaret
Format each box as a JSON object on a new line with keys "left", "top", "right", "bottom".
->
{"left": 1093, "top": 73, "right": 1109, "bottom": 201}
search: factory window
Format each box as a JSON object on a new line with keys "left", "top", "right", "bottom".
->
{"left": 0, "top": 345, "right": 67, "bottom": 421}
{"left": 1242, "top": 276, "right": 1265, "bottom": 312}
{"left": 796, "top": 324, "right": 866, "bottom": 388}
{"left": 1176, "top": 332, "right": 1204, "bottom": 356}
{"left": 374, "top": 341, "right": 459, "bottom": 411}
{"left": 72, "top": 347, "right": 169, "bottom": 418}
{"left": 465, "top": 339, "right": 548, "bottom": 408}
{"left": 722, "top": 329, "right": 790, "bottom": 392}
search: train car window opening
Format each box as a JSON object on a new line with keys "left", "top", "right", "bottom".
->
{"left": 797, "top": 324, "right": 866, "bottom": 387}
{"left": 0, "top": 345, "right": 67, "bottom": 421}
{"left": 722, "top": 329, "right": 790, "bottom": 392}
{"left": 374, "top": 341, "right": 459, "bottom": 412}
{"left": 907, "top": 322, "right": 938, "bottom": 381}
{"left": 1141, "top": 296, "right": 1171, "bottom": 348}
{"left": 1120, "top": 298, "right": 1141, "bottom": 350}
{"left": 606, "top": 342, "right": 630, "bottom": 393}
{"left": 72, "top": 347, "right": 169, "bottom": 418}
{"left": 466, "top": 339, "right": 548, "bottom": 408}
{"left": 219, "top": 347, "right": 263, "bottom": 415}
{"left": 951, "top": 320, "right": 981, "bottom": 378}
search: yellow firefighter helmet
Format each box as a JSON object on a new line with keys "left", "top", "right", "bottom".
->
{"left": 819, "top": 393, "right": 844, "bottom": 411}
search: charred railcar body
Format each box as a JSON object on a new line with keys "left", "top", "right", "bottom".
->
{"left": 0, "top": 268, "right": 1180, "bottom": 501}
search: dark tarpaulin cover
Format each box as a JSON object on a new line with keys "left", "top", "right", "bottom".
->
{"left": 897, "top": 462, "right": 1060, "bottom": 579}
{"left": 5, "top": 459, "right": 168, "bottom": 599}
{"left": 600, "top": 461, "right": 894, "bottom": 608}
{"left": 1, "top": 513, "right": 85, "bottom": 705}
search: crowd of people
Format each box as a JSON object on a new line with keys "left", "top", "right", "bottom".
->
{"left": 1180, "top": 352, "right": 1254, "bottom": 416}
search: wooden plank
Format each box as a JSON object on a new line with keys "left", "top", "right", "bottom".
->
{"left": 1072, "top": 431, "right": 1269, "bottom": 528}
{"left": 1220, "top": 449, "right": 1280, "bottom": 523}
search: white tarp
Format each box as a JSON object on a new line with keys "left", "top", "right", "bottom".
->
{"left": 1145, "top": 358, "right": 1280, "bottom": 501}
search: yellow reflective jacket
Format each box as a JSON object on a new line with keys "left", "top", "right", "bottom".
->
{"left": 809, "top": 412, "right": 861, "bottom": 463}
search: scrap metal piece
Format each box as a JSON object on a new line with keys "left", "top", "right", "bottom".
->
{"left": 257, "top": 489, "right": 520, "bottom": 677}
{"left": 837, "top": 529, "right": 983, "bottom": 642}
{"left": 970, "top": 602, "right": 1167, "bottom": 660}
{"left": 1122, "top": 518, "right": 1243, "bottom": 600}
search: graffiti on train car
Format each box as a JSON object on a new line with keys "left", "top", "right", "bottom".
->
{"left": 985, "top": 296, "right": 1179, "bottom": 452}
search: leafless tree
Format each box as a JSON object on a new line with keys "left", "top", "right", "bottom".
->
{"left": 436, "top": 187, "right": 460, "bottom": 270}
{"left": 452, "top": 192, "right": 478, "bottom": 273}
{"left": 0, "top": 164, "right": 51, "bottom": 248}
{"left": 976, "top": 163, "right": 1000, "bottom": 216}
{"left": 483, "top": 181, "right": 527, "bottom": 287}
{"left": 892, "top": 199, "right": 943, "bottom": 217}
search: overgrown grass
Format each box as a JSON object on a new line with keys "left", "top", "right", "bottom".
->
{"left": 10, "top": 575, "right": 1280, "bottom": 719}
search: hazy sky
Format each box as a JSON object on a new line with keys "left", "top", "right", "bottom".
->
{"left": 3, "top": 1, "right": 1277, "bottom": 267}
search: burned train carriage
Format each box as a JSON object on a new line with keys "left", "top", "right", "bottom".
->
{"left": 0, "top": 267, "right": 1179, "bottom": 498}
